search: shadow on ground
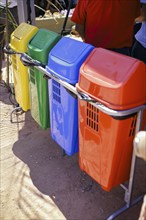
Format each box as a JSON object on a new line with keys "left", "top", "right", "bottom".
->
{"left": 11, "top": 108, "right": 146, "bottom": 220}
{"left": 1, "top": 79, "right": 145, "bottom": 220}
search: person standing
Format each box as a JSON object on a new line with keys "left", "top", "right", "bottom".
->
{"left": 71, "top": 0, "right": 140, "bottom": 55}
{"left": 131, "top": 0, "right": 146, "bottom": 64}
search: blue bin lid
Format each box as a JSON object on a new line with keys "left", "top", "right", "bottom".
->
{"left": 46, "top": 37, "right": 94, "bottom": 84}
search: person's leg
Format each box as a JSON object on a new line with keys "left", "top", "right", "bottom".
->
{"left": 131, "top": 40, "right": 146, "bottom": 64}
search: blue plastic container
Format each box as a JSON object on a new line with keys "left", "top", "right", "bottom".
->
{"left": 46, "top": 37, "right": 94, "bottom": 155}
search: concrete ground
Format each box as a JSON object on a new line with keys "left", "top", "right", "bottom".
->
{"left": 0, "top": 64, "right": 146, "bottom": 220}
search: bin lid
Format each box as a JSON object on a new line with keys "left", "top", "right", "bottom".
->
{"left": 77, "top": 48, "right": 146, "bottom": 110}
{"left": 10, "top": 23, "right": 38, "bottom": 52}
{"left": 46, "top": 37, "right": 94, "bottom": 84}
{"left": 28, "top": 29, "right": 61, "bottom": 64}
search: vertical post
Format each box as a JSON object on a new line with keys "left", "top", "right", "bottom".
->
{"left": 107, "top": 110, "right": 144, "bottom": 220}
{"left": 61, "top": 0, "right": 72, "bottom": 36}
{"left": 17, "top": 0, "right": 36, "bottom": 25}
{"left": 124, "top": 110, "right": 143, "bottom": 205}
{"left": 5, "top": 0, "right": 9, "bottom": 86}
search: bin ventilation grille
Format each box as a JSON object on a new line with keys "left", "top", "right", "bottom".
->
{"left": 12, "top": 55, "right": 17, "bottom": 71}
{"left": 52, "top": 80, "right": 61, "bottom": 103}
{"left": 30, "top": 68, "right": 35, "bottom": 84}
{"left": 86, "top": 103, "right": 99, "bottom": 132}
{"left": 129, "top": 115, "right": 137, "bottom": 137}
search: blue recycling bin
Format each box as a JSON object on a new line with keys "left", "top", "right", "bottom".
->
{"left": 46, "top": 37, "right": 94, "bottom": 155}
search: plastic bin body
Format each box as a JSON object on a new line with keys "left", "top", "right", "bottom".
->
{"left": 46, "top": 37, "right": 94, "bottom": 155}
{"left": 10, "top": 22, "right": 38, "bottom": 111}
{"left": 48, "top": 79, "right": 79, "bottom": 155}
{"left": 28, "top": 29, "right": 61, "bottom": 129}
{"left": 76, "top": 48, "right": 146, "bottom": 191}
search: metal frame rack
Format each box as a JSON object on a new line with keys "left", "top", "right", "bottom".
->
{"left": 7, "top": 51, "right": 146, "bottom": 219}
{"left": 21, "top": 53, "right": 146, "bottom": 219}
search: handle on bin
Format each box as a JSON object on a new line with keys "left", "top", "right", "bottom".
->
{"left": 112, "top": 112, "right": 137, "bottom": 120}
{"left": 20, "top": 54, "right": 45, "bottom": 68}
{"left": 77, "top": 91, "right": 137, "bottom": 119}
{"left": 3, "top": 45, "right": 22, "bottom": 55}
{"left": 77, "top": 91, "right": 97, "bottom": 103}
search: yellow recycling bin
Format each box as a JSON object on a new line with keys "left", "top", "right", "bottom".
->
{"left": 10, "top": 22, "right": 38, "bottom": 111}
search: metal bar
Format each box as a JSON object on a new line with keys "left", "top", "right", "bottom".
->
{"left": 35, "top": 65, "right": 146, "bottom": 117}
{"left": 107, "top": 195, "right": 144, "bottom": 220}
{"left": 36, "top": 65, "right": 78, "bottom": 96}
{"left": 91, "top": 102, "right": 146, "bottom": 117}
{"left": 120, "top": 184, "right": 128, "bottom": 191}
{"left": 10, "top": 106, "right": 22, "bottom": 123}
{"left": 61, "top": 0, "right": 72, "bottom": 36}
{"left": 12, "top": 52, "right": 146, "bottom": 118}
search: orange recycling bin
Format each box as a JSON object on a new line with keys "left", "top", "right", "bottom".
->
{"left": 76, "top": 48, "right": 146, "bottom": 191}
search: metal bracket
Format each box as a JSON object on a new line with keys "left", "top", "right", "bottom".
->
{"left": 107, "top": 110, "right": 145, "bottom": 219}
{"left": 8, "top": 51, "right": 146, "bottom": 219}
{"left": 10, "top": 106, "right": 25, "bottom": 123}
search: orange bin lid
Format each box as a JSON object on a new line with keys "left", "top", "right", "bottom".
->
{"left": 77, "top": 48, "right": 146, "bottom": 110}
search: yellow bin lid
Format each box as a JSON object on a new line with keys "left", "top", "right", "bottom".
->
{"left": 10, "top": 22, "right": 38, "bottom": 53}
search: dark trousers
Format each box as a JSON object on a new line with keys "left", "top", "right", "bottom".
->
{"left": 110, "top": 47, "right": 130, "bottom": 56}
{"left": 131, "top": 40, "right": 146, "bottom": 64}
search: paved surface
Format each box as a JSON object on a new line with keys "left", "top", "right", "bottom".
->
{"left": 0, "top": 65, "right": 146, "bottom": 220}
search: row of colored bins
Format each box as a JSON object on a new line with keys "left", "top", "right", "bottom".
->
{"left": 10, "top": 23, "right": 61, "bottom": 129}
{"left": 46, "top": 40, "right": 146, "bottom": 190}
{"left": 10, "top": 23, "right": 146, "bottom": 191}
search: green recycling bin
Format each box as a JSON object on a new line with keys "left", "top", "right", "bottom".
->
{"left": 28, "top": 29, "right": 61, "bottom": 129}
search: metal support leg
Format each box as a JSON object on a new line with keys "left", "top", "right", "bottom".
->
{"left": 62, "top": 149, "right": 66, "bottom": 157}
{"left": 10, "top": 106, "right": 23, "bottom": 123}
{"left": 107, "top": 110, "right": 144, "bottom": 220}
{"left": 107, "top": 195, "right": 144, "bottom": 220}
